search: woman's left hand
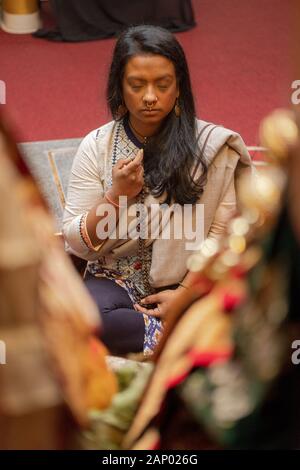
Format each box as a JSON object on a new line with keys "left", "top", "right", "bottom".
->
{"left": 134, "top": 289, "right": 180, "bottom": 318}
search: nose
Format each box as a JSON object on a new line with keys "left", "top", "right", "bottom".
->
{"left": 143, "top": 87, "right": 157, "bottom": 105}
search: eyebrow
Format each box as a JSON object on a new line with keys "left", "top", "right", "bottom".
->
{"left": 127, "top": 74, "right": 174, "bottom": 81}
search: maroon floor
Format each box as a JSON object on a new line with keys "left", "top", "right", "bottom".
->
{"left": 0, "top": 0, "right": 294, "bottom": 145}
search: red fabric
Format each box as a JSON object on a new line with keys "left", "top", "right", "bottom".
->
{"left": 0, "top": 0, "right": 292, "bottom": 144}
{"left": 222, "top": 291, "right": 245, "bottom": 313}
{"left": 166, "top": 371, "right": 190, "bottom": 389}
{"left": 188, "top": 349, "right": 233, "bottom": 367}
{"left": 165, "top": 348, "right": 232, "bottom": 389}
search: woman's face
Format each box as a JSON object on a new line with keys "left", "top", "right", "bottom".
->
{"left": 122, "top": 54, "right": 179, "bottom": 126}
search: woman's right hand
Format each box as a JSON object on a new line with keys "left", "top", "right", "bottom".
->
{"left": 109, "top": 149, "right": 144, "bottom": 201}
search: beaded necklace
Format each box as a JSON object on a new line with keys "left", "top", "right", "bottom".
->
{"left": 112, "top": 121, "right": 154, "bottom": 299}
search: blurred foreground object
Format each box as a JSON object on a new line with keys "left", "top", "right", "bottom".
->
{"left": 124, "top": 109, "right": 300, "bottom": 449}
{"left": 0, "top": 117, "right": 117, "bottom": 449}
{"left": 82, "top": 360, "right": 153, "bottom": 450}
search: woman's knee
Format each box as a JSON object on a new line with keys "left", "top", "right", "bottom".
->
{"left": 84, "top": 277, "right": 133, "bottom": 313}
{"left": 101, "top": 308, "right": 145, "bottom": 354}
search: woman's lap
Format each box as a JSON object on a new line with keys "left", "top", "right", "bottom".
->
{"left": 84, "top": 274, "right": 145, "bottom": 355}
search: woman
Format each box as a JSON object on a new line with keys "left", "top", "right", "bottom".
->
{"left": 63, "top": 25, "right": 252, "bottom": 355}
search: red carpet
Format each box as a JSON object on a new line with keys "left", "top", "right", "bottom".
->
{"left": 0, "top": 0, "right": 293, "bottom": 145}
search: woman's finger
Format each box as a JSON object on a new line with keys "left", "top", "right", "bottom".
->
{"left": 134, "top": 303, "right": 163, "bottom": 318}
{"left": 146, "top": 306, "right": 163, "bottom": 318}
{"left": 122, "top": 163, "right": 142, "bottom": 178}
{"left": 134, "top": 304, "right": 152, "bottom": 315}
{"left": 140, "top": 294, "right": 160, "bottom": 304}
{"left": 115, "top": 157, "right": 132, "bottom": 169}
{"left": 136, "top": 166, "right": 144, "bottom": 179}
{"left": 126, "top": 149, "right": 144, "bottom": 172}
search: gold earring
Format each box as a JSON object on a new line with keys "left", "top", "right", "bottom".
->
{"left": 116, "top": 103, "right": 127, "bottom": 120}
{"left": 174, "top": 97, "right": 181, "bottom": 117}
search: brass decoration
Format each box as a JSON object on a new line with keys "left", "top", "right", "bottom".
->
{"left": 3, "top": 0, "right": 39, "bottom": 15}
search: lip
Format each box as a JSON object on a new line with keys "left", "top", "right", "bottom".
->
{"left": 141, "top": 109, "right": 160, "bottom": 113}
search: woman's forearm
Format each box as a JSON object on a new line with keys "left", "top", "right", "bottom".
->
{"left": 85, "top": 189, "right": 122, "bottom": 247}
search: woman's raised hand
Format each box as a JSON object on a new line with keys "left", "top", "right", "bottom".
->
{"left": 109, "top": 149, "right": 144, "bottom": 201}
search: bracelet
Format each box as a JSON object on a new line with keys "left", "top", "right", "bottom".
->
{"left": 79, "top": 213, "right": 95, "bottom": 250}
{"left": 79, "top": 212, "right": 108, "bottom": 252}
{"left": 80, "top": 212, "right": 104, "bottom": 252}
{"left": 104, "top": 191, "right": 125, "bottom": 209}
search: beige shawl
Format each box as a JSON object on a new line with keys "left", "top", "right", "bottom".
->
{"left": 63, "top": 120, "right": 253, "bottom": 288}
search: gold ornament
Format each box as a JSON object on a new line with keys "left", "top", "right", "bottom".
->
{"left": 187, "top": 239, "right": 219, "bottom": 273}
{"left": 174, "top": 98, "right": 181, "bottom": 117}
{"left": 259, "top": 109, "right": 299, "bottom": 163}
{"left": 237, "top": 167, "right": 286, "bottom": 217}
{"left": 116, "top": 104, "right": 127, "bottom": 120}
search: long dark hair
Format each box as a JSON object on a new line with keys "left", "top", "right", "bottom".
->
{"left": 107, "top": 25, "right": 207, "bottom": 205}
